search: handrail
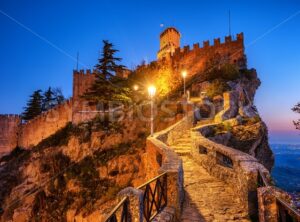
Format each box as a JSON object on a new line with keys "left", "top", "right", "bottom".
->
{"left": 138, "top": 172, "right": 168, "bottom": 222}
{"left": 277, "top": 196, "right": 300, "bottom": 220}
{"left": 104, "top": 172, "right": 168, "bottom": 222}
{"left": 137, "top": 172, "right": 167, "bottom": 189}
{"left": 104, "top": 197, "right": 128, "bottom": 222}
{"left": 257, "top": 170, "right": 300, "bottom": 220}
{"left": 258, "top": 169, "right": 269, "bottom": 187}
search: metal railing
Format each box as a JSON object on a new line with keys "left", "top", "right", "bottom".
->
{"left": 258, "top": 170, "right": 300, "bottom": 222}
{"left": 104, "top": 172, "right": 168, "bottom": 222}
{"left": 277, "top": 197, "right": 300, "bottom": 222}
{"left": 137, "top": 172, "right": 168, "bottom": 222}
{"left": 104, "top": 197, "right": 129, "bottom": 222}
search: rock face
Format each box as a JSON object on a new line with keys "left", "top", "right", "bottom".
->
{"left": 228, "top": 121, "right": 274, "bottom": 171}
{"left": 0, "top": 118, "right": 149, "bottom": 222}
{"left": 194, "top": 69, "right": 274, "bottom": 171}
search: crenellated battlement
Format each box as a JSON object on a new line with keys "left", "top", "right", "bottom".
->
{"left": 169, "top": 33, "right": 244, "bottom": 59}
{"left": 73, "top": 69, "right": 97, "bottom": 76}
{"left": 18, "top": 99, "right": 73, "bottom": 148}
{"left": 0, "top": 114, "right": 21, "bottom": 120}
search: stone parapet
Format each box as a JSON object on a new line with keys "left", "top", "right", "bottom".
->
{"left": 108, "top": 117, "right": 190, "bottom": 221}
{"left": 191, "top": 123, "right": 271, "bottom": 219}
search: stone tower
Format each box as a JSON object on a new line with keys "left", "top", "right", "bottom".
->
{"left": 157, "top": 27, "right": 181, "bottom": 60}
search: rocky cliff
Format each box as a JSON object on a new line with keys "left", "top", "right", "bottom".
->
{"left": 0, "top": 63, "right": 274, "bottom": 221}
{"left": 193, "top": 68, "right": 274, "bottom": 170}
{"left": 0, "top": 117, "right": 149, "bottom": 222}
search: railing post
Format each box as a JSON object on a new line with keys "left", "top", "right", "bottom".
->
{"left": 118, "top": 187, "right": 144, "bottom": 222}
{"left": 257, "top": 186, "right": 280, "bottom": 222}
{"left": 159, "top": 169, "right": 184, "bottom": 221}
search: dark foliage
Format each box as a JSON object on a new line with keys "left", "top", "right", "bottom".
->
{"left": 22, "top": 87, "right": 65, "bottom": 121}
{"left": 42, "top": 87, "right": 65, "bottom": 111}
{"left": 292, "top": 102, "right": 300, "bottom": 130}
{"left": 0, "top": 147, "right": 30, "bottom": 217}
{"left": 22, "top": 90, "right": 43, "bottom": 121}
{"left": 82, "top": 40, "right": 132, "bottom": 107}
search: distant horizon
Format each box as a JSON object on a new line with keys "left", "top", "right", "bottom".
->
{"left": 269, "top": 130, "right": 300, "bottom": 144}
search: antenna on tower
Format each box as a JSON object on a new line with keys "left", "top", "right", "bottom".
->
{"left": 228, "top": 10, "right": 232, "bottom": 36}
{"left": 76, "top": 52, "right": 79, "bottom": 71}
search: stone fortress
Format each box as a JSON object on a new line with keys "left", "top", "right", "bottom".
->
{"left": 0, "top": 27, "right": 299, "bottom": 222}
{"left": 0, "top": 27, "right": 247, "bottom": 156}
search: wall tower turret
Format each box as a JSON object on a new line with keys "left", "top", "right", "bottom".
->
{"left": 157, "top": 27, "right": 181, "bottom": 60}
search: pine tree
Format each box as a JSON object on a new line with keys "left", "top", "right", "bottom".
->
{"left": 42, "top": 87, "right": 55, "bottom": 111}
{"left": 292, "top": 102, "right": 300, "bottom": 130}
{"left": 83, "top": 40, "right": 131, "bottom": 108}
{"left": 52, "top": 88, "right": 65, "bottom": 105}
{"left": 22, "top": 90, "right": 43, "bottom": 121}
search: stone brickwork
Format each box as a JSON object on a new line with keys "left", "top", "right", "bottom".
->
{"left": 257, "top": 186, "right": 300, "bottom": 222}
{"left": 158, "top": 27, "right": 181, "bottom": 60}
{"left": 0, "top": 115, "right": 21, "bottom": 156}
{"left": 111, "top": 117, "right": 189, "bottom": 222}
{"left": 161, "top": 32, "right": 246, "bottom": 72}
{"left": 73, "top": 69, "right": 96, "bottom": 100}
{"left": 72, "top": 69, "right": 98, "bottom": 124}
{"left": 191, "top": 123, "right": 271, "bottom": 219}
{"left": 18, "top": 99, "right": 72, "bottom": 148}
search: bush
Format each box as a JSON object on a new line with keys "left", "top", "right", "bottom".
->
{"left": 219, "top": 63, "right": 240, "bottom": 80}
{"left": 206, "top": 79, "right": 230, "bottom": 99}
{"left": 241, "top": 68, "right": 256, "bottom": 80}
{"left": 202, "top": 62, "right": 240, "bottom": 82}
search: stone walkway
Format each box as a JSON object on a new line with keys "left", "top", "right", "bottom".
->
{"left": 171, "top": 131, "right": 251, "bottom": 222}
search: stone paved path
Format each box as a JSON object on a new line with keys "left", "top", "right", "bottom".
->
{"left": 171, "top": 131, "right": 251, "bottom": 222}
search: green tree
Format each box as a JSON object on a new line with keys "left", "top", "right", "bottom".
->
{"left": 83, "top": 40, "right": 131, "bottom": 108}
{"left": 292, "top": 102, "right": 300, "bottom": 130}
{"left": 42, "top": 87, "right": 55, "bottom": 111}
{"left": 22, "top": 90, "right": 43, "bottom": 121}
{"left": 95, "top": 40, "right": 125, "bottom": 79}
{"left": 52, "top": 87, "right": 65, "bottom": 105}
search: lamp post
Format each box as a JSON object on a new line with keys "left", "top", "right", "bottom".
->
{"left": 148, "top": 85, "right": 156, "bottom": 136}
{"left": 182, "top": 70, "right": 187, "bottom": 96}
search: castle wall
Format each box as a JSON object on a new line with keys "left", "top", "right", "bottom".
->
{"left": 18, "top": 100, "right": 72, "bottom": 148}
{"left": 72, "top": 69, "right": 97, "bottom": 124}
{"left": 0, "top": 32, "right": 247, "bottom": 153}
{"left": 169, "top": 33, "right": 246, "bottom": 73}
{"left": 0, "top": 115, "right": 21, "bottom": 156}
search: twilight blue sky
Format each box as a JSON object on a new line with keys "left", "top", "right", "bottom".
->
{"left": 0, "top": 0, "right": 300, "bottom": 142}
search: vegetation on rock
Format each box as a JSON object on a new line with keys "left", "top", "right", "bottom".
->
{"left": 292, "top": 102, "right": 300, "bottom": 130}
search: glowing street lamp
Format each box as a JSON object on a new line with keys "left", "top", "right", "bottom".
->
{"left": 182, "top": 70, "right": 187, "bottom": 96}
{"left": 148, "top": 85, "right": 156, "bottom": 136}
{"left": 133, "top": 84, "right": 139, "bottom": 91}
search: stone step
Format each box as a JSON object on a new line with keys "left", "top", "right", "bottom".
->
{"left": 173, "top": 138, "right": 191, "bottom": 144}
{"left": 175, "top": 151, "right": 190, "bottom": 156}
{"left": 180, "top": 156, "right": 251, "bottom": 222}
{"left": 172, "top": 145, "right": 189, "bottom": 148}
{"left": 171, "top": 142, "right": 192, "bottom": 147}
